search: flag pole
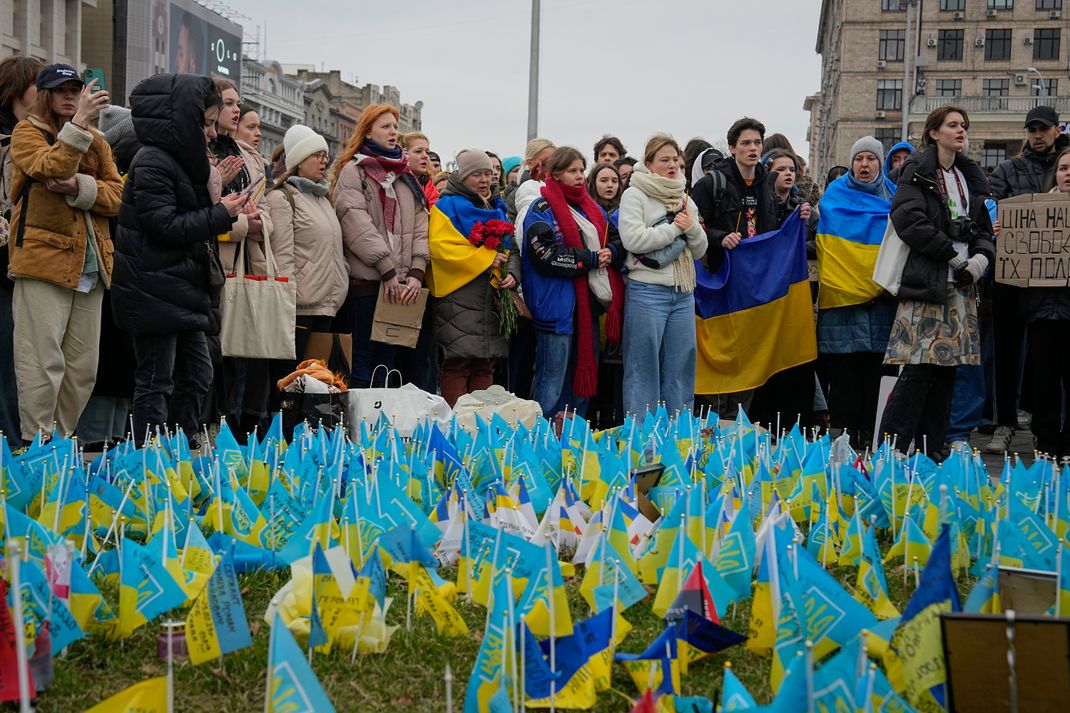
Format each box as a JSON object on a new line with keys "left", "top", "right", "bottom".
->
{"left": 444, "top": 662, "right": 454, "bottom": 713}
{"left": 167, "top": 621, "right": 174, "bottom": 713}
{"left": 545, "top": 542, "right": 556, "bottom": 713}
{"left": 263, "top": 617, "right": 275, "bottom": 713}
{"left": 9, "top": 541, "right": 32, "bottom": 713}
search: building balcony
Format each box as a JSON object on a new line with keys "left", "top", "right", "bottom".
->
{"left": 909, "top": 94, "right": 1070, "bottom": 120}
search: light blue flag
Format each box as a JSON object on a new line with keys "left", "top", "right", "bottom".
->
{"left": 721, "top": 665, "right": 757, "bottom": 711}
{"left": 14, "top": 558, "right": 85, "bottom": 655}
{"left": 718, "top": 497, "right": 756, "bottom": 599}
{"left": 812, "top": 638, "right": 860, "bottom": 712}
{"left": 267, "top": 612, "right": 336, "bottom": 713}
{"left": 464, "top": 570, "right": 512, "bottom": 713}
{"left": 279, "top": 493, "right": 336, "bottom": 565}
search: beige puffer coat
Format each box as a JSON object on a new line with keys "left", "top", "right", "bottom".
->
{"left": 332, "top": 161, "right": 429, "bottom": 283}
{"left": 266, "top": 176, "right": 348, "bottom": 317}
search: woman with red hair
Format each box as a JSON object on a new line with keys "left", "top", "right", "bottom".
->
{"left": 330, "top": 104, "right": 431, "bottom": 389}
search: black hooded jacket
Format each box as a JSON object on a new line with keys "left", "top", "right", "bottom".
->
{"left": 691, "top": 157, "right": 778, "bottom": 272}
{"left": 988, "top": 133, "right": 1069, "bottom": 200}
{"left": 111, "top": 74, "right": 234, "bottom": 337}
{"left": 891, "top": 147, "right": 996, "bottom": 304}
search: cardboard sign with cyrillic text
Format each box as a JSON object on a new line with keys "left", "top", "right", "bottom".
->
{"left": 996, "top": 192, "right": 1070, "bottom": 287}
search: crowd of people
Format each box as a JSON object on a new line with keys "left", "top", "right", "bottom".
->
{"left": 1, "top": 56, "right": 1068, "bottom": 462}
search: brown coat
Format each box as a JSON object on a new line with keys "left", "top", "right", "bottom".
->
{"left": 332, "top": 161, "right": 429, "bottom": 283}
{"left": 7, "top": 117, "right": 123, "bottom": 289}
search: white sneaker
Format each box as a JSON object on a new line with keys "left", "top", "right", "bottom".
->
{"left": 984, "top": 425, "right": 1014, "bottom": 454}
{"left": 1017, "top": 410, "right": 1032, "bottom": 429}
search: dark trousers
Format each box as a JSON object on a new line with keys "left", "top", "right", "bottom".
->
{"left": 750, "top": 361, "right": 818, "bottom": 431}
{"left": 1029, "top": 320, "right": 1070, "bottom": 458}
{"left": 993, "top": 283, "right": 1027, "bottom": 427}
{"left": 0, "top": 284, "right": 20, "bottom": 447}
{"left": 133, "top": 331, "right": 213, "bottom": 444}
{"left": 347, "top": 291, "right": 437, "bottom": 392}
{"left": 826, "top": 352, "right": 894, "bottom": 448}
{"left": 507, "top": 319, "right": 538, "bottom": 400}
{"left": 879, "top": 363, "right": 957, "bottom": 457}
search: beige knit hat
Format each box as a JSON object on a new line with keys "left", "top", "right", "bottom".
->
{"left": 454, "top": 149, "right": 494, "bottom": 181}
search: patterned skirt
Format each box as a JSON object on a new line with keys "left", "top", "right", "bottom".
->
{"left": 884, "top": 284, "right": 981, "bottom": 366}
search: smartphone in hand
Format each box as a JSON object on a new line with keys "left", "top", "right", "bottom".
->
{"left": 83, "top": 68, "right": 107, "bottom": 93}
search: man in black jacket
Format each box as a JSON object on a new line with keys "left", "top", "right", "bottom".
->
{"left": 983, "top": 106, "right": 1067, "bottom": 454}
{"left": 691, "top": 118, "right": 790, "bottom": 421}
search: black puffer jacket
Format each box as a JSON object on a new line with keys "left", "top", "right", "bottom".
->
{"left": 691, "top": 158, "right": 778, "bottom": 272}
{"left": 989, "top": 133, "right": 1069, "bottom": 200}
{"left": 111, "top": 74, "right": 234, "bottom": 336}
{"left": 891, "top": 147, "right": 995, "bottom": 304}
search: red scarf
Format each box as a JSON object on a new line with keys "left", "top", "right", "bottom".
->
{"left": 539, "top": 176, "right": 625, "bottom": 399}
{"left": 355, "top": 152, "right": 420, "bottom": 235}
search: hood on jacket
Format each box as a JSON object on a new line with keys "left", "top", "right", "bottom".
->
{"left": 129, "top": 73, "right": 214, "bottom": 189}
{"left": 712, "top": 156, "right": 770, "bottom": 188}
{"left": 883, "top": 141, "right": 915, "bottom": 177}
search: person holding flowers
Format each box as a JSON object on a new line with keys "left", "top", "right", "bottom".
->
{"left": 428, "top": 149, "right": 519, "bottom": 407}
{"left": 521, "top": 146, "right": 624, "bottom": 419}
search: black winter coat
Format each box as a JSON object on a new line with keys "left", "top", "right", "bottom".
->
{"left": 988, "top": 133, "right": 1069, "bottom": 200}
{"left": 691, "top": 158, "right": 778, "bottom": 272}
{"left": 111, "top": 74, "right": 234, "bottom": 337}
{"left": 891, "top": 147, "right": 996, "bottom": 304}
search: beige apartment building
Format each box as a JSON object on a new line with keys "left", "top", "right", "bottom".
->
{"left": 807, "top": 0, "right": 1070, "bottom": 179}
{"left": 2, "top": 0, "right": 95, "bottom": 66}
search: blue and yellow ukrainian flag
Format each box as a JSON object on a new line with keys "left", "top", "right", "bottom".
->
{"left": 428, "top": 193, "right": 507, "bottom": 298}
{"left": 814, "top": 174, "right": 895, "bottom": 309}
{"left": 694, "top": 210, "right": 817, "bottom": 395}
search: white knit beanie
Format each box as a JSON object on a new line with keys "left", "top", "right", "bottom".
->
{"left": 284, "top": 124, "right": 329, "bottom": 171}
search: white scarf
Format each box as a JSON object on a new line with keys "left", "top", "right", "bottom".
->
{"left": 629, "top": 167, "right": 696, "bottom": 292}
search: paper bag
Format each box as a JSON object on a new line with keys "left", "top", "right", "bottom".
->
{"left": 371, "top": 284, "right": 428, "bottom": 348}
{"left": 303, "top": 332, "right": 353, "bottom": 376}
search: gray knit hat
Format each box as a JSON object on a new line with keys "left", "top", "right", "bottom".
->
{"left": 455, "top": 149, "right": 494, "bottom": 182}
{"left": 99, "top": 106, "right": 134, "bottom": 147}
{"left": 849, "top": 136, "right": 885, "bottom": 177}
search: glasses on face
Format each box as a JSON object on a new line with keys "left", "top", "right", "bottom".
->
{"left": 311, "top": 151, "right": 329, "bottom": 162}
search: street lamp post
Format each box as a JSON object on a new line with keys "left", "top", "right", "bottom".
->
{"left": 527, "top": 0, "right": 541, "bottom": 142}
{"left": 1027, "top": 67, "right": 1047, "bottom": 98}
{"left": 901, "top": 0, "right": 920, "bottom": 143}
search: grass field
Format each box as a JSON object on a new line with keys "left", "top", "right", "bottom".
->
{"left": 36, "top": 552, "right": 938, "bottom": 713}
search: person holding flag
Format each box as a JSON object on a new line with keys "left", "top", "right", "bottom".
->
{"left": 815, "top": 137, "right": 899, "bottom": 449}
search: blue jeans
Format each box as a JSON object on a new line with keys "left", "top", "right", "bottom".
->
{"left": 533, "top": 314, "right": 597, "bottom": 419}
{"left": 946, "top": 363, "right": 985, "bottom": 443}
{"left": 622, "top": 281, "right": 696, "bottom": 420}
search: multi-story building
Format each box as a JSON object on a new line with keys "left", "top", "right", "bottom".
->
{"left": 240, "top": 57, "right": 304, "bottom": 157}
{"left": 301, "top": 79, "right": 357, "bottom": 157}
{"left": 2, "top": 0, "right": 96, "bottom": 67}
{"left": 808, "top": 0, "right": 1070, "bottom": 178}
{"left": 284, "top": 67, "right": 424, "bottom": 134}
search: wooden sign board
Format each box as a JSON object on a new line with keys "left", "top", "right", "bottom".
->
{"left": 996, "top": 192, "right": 1070, "bottom": 287}
{"left": 942, "top": 612, "right": 1070, "bottom": 713}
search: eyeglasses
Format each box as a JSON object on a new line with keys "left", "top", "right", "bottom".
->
{"left": 311, "top": 151, "right": 330, "bottom": 162}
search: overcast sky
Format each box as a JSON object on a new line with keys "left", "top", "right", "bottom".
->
{"left": 223, "top": 0, "right": 823, "bottom": 165}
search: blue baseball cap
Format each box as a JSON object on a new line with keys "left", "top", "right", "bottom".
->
{"left": 36, "top": 64, "right": 83, "bottom": 90}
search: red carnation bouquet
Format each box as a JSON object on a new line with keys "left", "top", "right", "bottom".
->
{"left": 467, "top": 219, "right": 519, "bottom": 335}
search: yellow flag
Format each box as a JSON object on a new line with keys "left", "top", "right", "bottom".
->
{"left": 84, "top": 676, "right": 168, "bottom": 713}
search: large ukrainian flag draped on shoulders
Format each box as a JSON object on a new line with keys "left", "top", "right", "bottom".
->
{"left": 694, "top": 210, "right": 817, "bottom": 395}
{"left": 428, "top": 192, "right": 507, "bottom": 298}
{"left": 815, "top": 174, "right": 895, "bottom": 309}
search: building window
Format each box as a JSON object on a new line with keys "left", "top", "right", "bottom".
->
{"left": 983, "top": 78, "right": 1010, "bottom": 95}
{"left": 981, "top": 144, "right": 1007, "bottom": 171}
{"left": 875, "top": 128, "right": 902, "bottom": 153}
{"left": 1033, "top": 78, "right": 1059, "bottom": 95}
{"left": 879, "top": 30, "right": 907, "bottom": 61}
{"left": 988, "top": 0, "right": 1013, "bottom": 8}
{"left": 941, "top": 0, "right": 966, "bottom": 8}
{"left": 985, "top": 29, "right": 1012, "bottom": 59}
{"left": 1034, "top": 28, "right": 1061, "bottom": 59}
{"left": 938, "top": 29, "right": 964, "bottom": 60}
{"left": 936, "top": 79, "right": 963, "bottom": 95}
{"left": 1036, "top": 0, "right": 1062, "bottom": 8}
{"left": 881, "top": 0, "right": 903, "bottom": 9}
{"left": 877, "top": 79, "right": 904, "bottom": 110}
